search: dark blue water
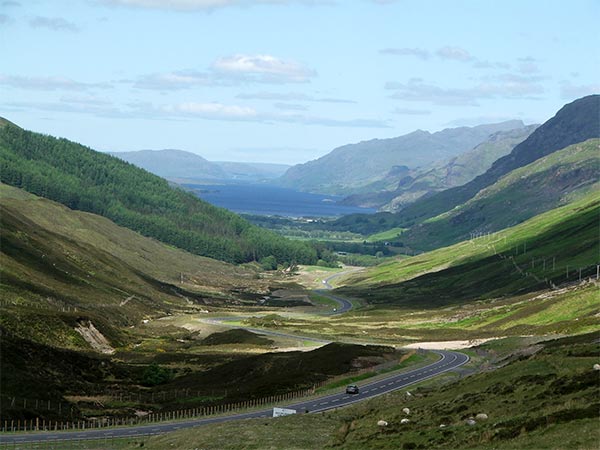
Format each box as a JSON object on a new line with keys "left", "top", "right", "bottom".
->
{"left": 185, "top": 183, "right": 375, "bottom": 217}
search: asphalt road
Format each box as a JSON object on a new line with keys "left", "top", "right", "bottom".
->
{"left": 0, "top": 350, "right": 469, "bottom": 445}
{"left": 314, "top": 269, "right": 358, "bottom": 314}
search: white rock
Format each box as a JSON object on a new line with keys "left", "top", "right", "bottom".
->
{"left": 402, "top": 407, "right": 410, "bottom": 415}
{"left": 466, "top": 419, "right": 476, "bottom": 426}
{"left": 475, "top": 413, "right": 488, "bottom": 421}
{"left": 400, "top": 418, "right": 410, "bottom": 424}
{"left": 593, "top": 363, "right": 600, "bottom": 371}
{"left": 377, "top": 420, "right": 388, "bottom": 427}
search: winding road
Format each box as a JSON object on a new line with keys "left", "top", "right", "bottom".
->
{"left": 316, "top": 269, "right": 359, "bottom": 314}
{"left": 0, "top": 269, "right": 470, "bottom": 445}
{"left": 0, "top": 350, "right": 469, "bottom": 445}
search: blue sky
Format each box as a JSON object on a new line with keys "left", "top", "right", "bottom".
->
{"left": 1, "top": 0, "right": 598, "bottom": 164}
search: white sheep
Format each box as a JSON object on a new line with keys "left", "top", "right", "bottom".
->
{"left": 402, "top": 407, "right": 410, "bottom": 415}
{"left": 400, "top": 418, "right": 410, "bottom": 424}
{"left": 377, "top": 420, "right": 388, "bottom": 427}
{"left": 475, "top": 413, "right": 488, "bottom": 421}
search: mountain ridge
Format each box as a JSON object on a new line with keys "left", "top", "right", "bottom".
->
{"left": 277, "top": 120, "right": 527, "bottom": 195}
{"left": 398, "top": 94, "right": 600, "bottom": 224}
{"left": 341, "top": 125, "right": 538, "bottom": 209}
{"left": 110, "top": 149, "right": 290, "bottom": 183}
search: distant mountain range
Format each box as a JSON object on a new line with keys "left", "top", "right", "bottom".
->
{"left": 276, "top": 120, "right": 528, "bottom": 195}
{"left": 326, "top": 94, "right": 600, "bottom": 250}
{"left": 341, "top": 125, "right": 538, "bottom": 210}
{"left": 109, "top": 149, "right": 290, "bottom": 183}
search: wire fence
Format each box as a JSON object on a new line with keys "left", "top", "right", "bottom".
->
{"left": 0, "top": 353, "right": 411, "bottom": 434}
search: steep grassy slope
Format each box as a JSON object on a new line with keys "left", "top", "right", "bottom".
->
{"left": 339, "top": 190, "right": 599, "bottom": 308}
{"left": 397, "top": 94, "right": 600, "bottom": 225}
{"left": 0, "top": 184, "right": 271, "bottom": 349}
{"left": 0, "top": 121, "right": 316, "bottom": 264}
{"left": 401, "top": 138, "right": 600, "bottom": 250}
{"left": 278, "top": 121, "right": 525, "bottom": 195}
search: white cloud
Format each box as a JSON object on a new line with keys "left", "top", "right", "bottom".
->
{"left": 237, "top": 91, "right": 355, "bottom": 103}
{"left": 436, "top": 46, "right": 472, "bottom": 62}
{"left": 133, "top": 55, "right": 316, "bottom": 90}
{"left": 161, "top": 101, "right": 258, "bottom": 119}
{"left": 379, "top": 47, "right": 430, "bottom": 60}
{"left": 159, "top": 101, "right": 387, "bottom": 127}
{"left": 274, "top": 102, "right": 309, "bottom": 111}
{"left": 134, "top": 71, "right": 212, "bottom": 90}
{"left": 381, "top": 45, "right": 510, "bottom": 70}
{"left": 386, "top": 77, "right": 544, "bottom": 106}
{"left": 60, "top": 94, "right": 113, "bottom": 106}
{"left": 212, "top": 54, "right": 315, "bottom": 83}
{"left": 0, "top": 75, "right": 111, "bottom": 91}
{"left": 29, "top": 16, "right": 79, "bottom": 32}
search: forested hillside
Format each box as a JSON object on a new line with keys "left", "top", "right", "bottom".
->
{"left": 0, "top": 122, "right": 316, "bottom": 265}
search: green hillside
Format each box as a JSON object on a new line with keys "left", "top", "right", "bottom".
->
{"left": 0, "top": 121, "right": 316, "bottom": 265}
{"left": 0, "top": 183, "right": 271, "bottom": 349}
{"left": 397, "top": 94, "right": 600, "bottom": 226}
{"left": 339, "top": 190, "right": 599, "bottom": 309}
{"left": 401, "top": 139, "right": 599, "bottom": 250}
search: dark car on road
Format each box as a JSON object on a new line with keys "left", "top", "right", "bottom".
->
{"left": 345, "top": 384, "right": 359, "bottom": 394}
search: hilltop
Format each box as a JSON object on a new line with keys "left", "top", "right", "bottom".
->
{"left": 111, "top": 149, "right": 290, "bottom": 183}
